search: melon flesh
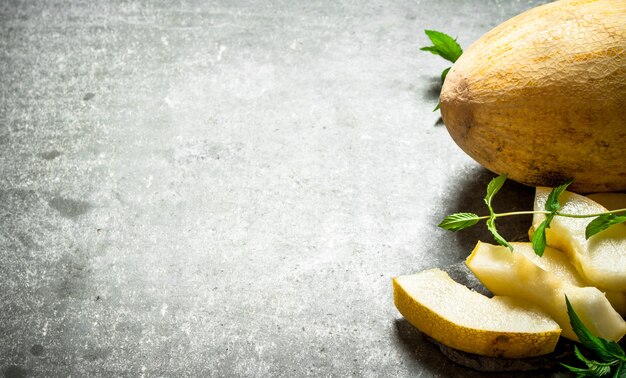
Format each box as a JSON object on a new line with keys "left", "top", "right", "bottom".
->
{"left": 512, "top": 242, "right": 626, "bottom": 315}
{"left": 466, "top": 241, "right": 626, "bottom": 342}
{"left": 533, "top": 187, "right": 626, "bottom": 291}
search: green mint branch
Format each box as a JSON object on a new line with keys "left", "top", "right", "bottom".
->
{"left": 438, "top": 175, "right": 626, "bottom": 256}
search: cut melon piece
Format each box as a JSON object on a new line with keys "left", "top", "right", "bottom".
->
{"left": 466, "top": 241, "right": 626, "bottom": 342}
{"left": 393, "top": 269, "right": 560, "bottom": 358}
{"left": 511, "top": 242, "right": 626, "bottom": 315}
{"left": 533, "top": 187, "right": 626, "bottom": 291}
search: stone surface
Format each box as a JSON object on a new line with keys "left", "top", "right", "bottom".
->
{"left": 0, "top": 0, "right": 564, "bottom": 377}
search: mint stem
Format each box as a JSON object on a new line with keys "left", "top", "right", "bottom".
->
{"left": 474, "top": 208, "right": 626, "bottom": 221}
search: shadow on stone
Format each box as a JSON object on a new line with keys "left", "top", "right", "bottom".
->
{"left": 55, "top": 248, "right": 92, "bottom": 299}
{"left": 82, "top": 346, "right": 112, "bottom": 361}
{"left": 39, "top": 150, "right": 62, "bottom": 160}
{"left": 3, "top": 365, "right": 27, "bottom": 378}
{"left": 393, "top": 319, "right": 485, "bottom": 377}
{"left": 393, "top": 318, "right": 566, "bottom": 377}
{"left": 442, "top": 261, "right": 491, "bottom": 297}
{"left": 48, "top": 196, "right": 93, "bottom": 218}
{"left": 424, "top": 76, "right": 442, "bottom": 102}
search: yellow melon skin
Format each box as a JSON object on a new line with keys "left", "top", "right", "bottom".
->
{"left": 440, "top": 0, "right": 626, "bottom": 193}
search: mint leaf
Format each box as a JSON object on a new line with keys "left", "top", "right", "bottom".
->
{"left": 532, "top": 180, "right": 572, "bottom": 255}
{"left": 420, "top": 46, "right": 440, "bottom": 54}
{"left": 441, "top": 67, "right": 451, "bottom": 82}
{"left": 574, "top": 346, "right": 613, "bottom": 376}
{"left": 593, "top": 364, "right": 612, "bottom": 376}
{"left": 599, "top": 339, "right": 625, "bottom": 360}
{"left": 586, "top": 213, "right": 626, "bottom": 239}
{"left": 545, "top": 179, "right": 573, "bottom": 213}
{"left": 484, "top": 174, "right": 507, "bottom": 208}
{"left": 565, "top": 296, "right": 621, "bottom": 362}
{"left": 532, "top": 217, "right": 550, "bottom": 256}
{"left": 421, "top": 30, "right": 463, "bottom": 111}
{"left": 421, "top": 30, "right": 463, "bottom": 63}
{"left": 561, "top": 363, "right": 597, "bottom": 377}
{"left": 566, "top": 295, "right": 604, "bottom": 355}
{"left": 615, "top": 362, "right": 626, "bottom": 378}
{"left": 563, "top": 296, "right": 626, "bottom": 377}
{"left": 438, "top": 213, "right": 480, "bottom": 231}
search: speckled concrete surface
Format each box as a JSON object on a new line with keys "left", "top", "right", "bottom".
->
{"left": 0, "top": 1, "right": 562, "bottom": 377}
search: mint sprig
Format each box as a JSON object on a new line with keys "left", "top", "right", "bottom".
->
{"left": 437, "top": 174, "right": 514, "bottom": 251}
{"left": 532, "top": 179, "right": 573, "bottom": 256}
{"left": 483, "top": 174, "right": 512, "bottom": 251}
{"left": 421, "top": 30, "right": 463, "bottom": 111}
{"left": 438, "top": 175, "right": 626, "bottom": 255}
{"left": 562, "top": 296, "right": 626, "bottom": 377}
{"left": 421, "top": 30, "right": 463, "bottom": 64}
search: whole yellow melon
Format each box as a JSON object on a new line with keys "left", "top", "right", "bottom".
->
{"left": 440, "top": 0, "right": 626, "bottom": 193}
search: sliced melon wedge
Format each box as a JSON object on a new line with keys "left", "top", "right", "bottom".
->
{"left": 510, "top": 242, "right": 626, "bottom": 315}
{"left": 510, "top": 242, "right": 585, "bottom": 285}
{"left": 533, "top": 187, "right": 626, "bottom": 291}
{"left": 466, "top": 241, "right": 626, "bottom": 342}
{"left": 393, "top": 268, "right": 561, "bottom": 358}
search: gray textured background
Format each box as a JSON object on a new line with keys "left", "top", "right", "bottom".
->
{"left": 0, "top": 0, "right": 561, "bottom": 377}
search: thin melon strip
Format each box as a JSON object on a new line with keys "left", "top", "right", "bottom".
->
{"left": 467, "top": 241, "right": 626, "bottom": 342}
{"left": 511, "top": 242, "right": 626, "bottom": 316}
